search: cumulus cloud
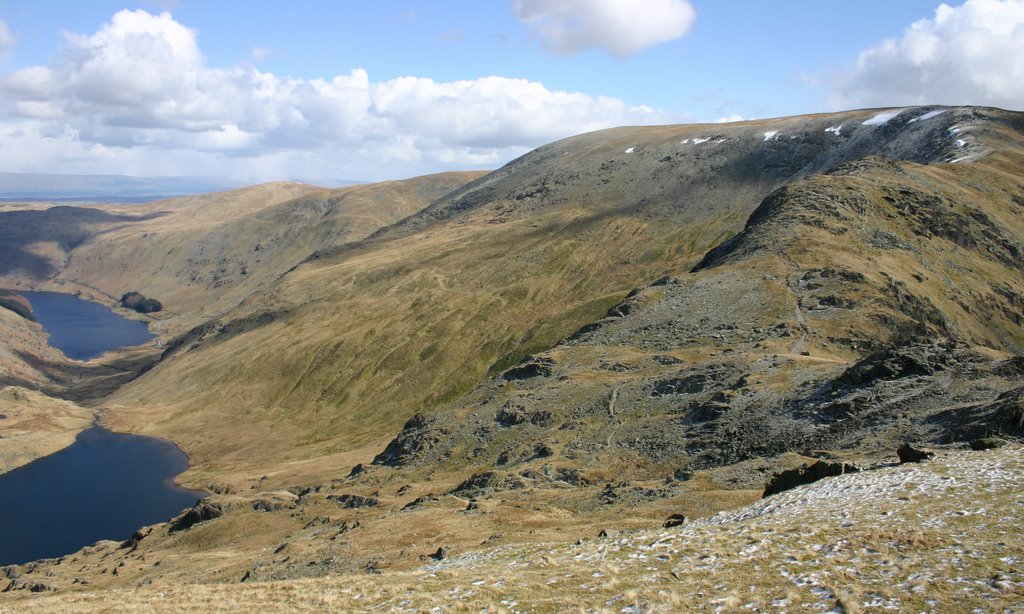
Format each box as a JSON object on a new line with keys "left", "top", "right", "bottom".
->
{"left": 831, "top": 0, "right": 1024, "bottom": 111}
{"left": 0, "top": 10, "right": 676, "bottom": 181}
{"left": 513, "top": 0, "right": 695, "bottom": 57}
{"left": 0, "top": 19, "right": 16, "bottom": 54}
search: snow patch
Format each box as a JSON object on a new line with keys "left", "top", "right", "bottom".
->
{"left": 956, "top": 139, "right": 967, "bottom": 148}
{"left": 680, "top": 138, "right": 690, "bottom": 144}
{"left": 825, "top": 126, "right": 842, "bottom": 136}
{"left": 862, "top": 110, "right": 903, "bottom": 126}
{"left": 908, "top": 109, "right": 946, "bottom": 123}
{"left": 692, "top": 137, "right": 710, "bottom": 144}
{"left": 763, "top": 130, "right": 780, "bottom": 141}
{"left": 624, "top": 147, "right": 635, "bottom": 154}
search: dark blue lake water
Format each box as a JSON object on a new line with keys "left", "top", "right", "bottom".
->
{"left": 0, "top": 427, "right": 204, "bottom": 566}
{"left": 19, "top": 290, "right": 154, "bottom": 361}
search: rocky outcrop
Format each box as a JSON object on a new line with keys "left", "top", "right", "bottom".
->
{"left": 372, "top": 413, "right": 449, "bottom": 467}
{"left": 332, "top": 494, "right": 379, "bottom": 509}
{"left": 168, "top": 501, "right": 223, "bottom": 533}
{"left": 837, "top": 342, "right": 957, "bottom": 387}
{"left": 501, "top": 357, "right": 555, "bottom": 381}
{"left": 763, "top": 460, "right": 860, "bottom": 497}
{"left": 251, "top": 492, "right": 299, "bottom": 512}
{"left": 450, "top": 472, "right": 527, "bottom": 498}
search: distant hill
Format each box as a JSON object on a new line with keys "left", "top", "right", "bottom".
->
{"left": 0, "top": 173, "right": 359, "bottom": 202}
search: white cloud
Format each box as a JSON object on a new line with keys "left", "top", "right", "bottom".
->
{"left": 716, "top": 114, "right": 745, "bottom": 123}
{"left": 831, "top": 0, "right": 1024, "bottom": 111}
{"left": 0, "top": 19, "right": 16, "bottom": 54}
{"left": 0, "top": 9, "right": 677, "bottom": 181}
{"left": 513, "top": 0, "right": 695, "bottom": 58}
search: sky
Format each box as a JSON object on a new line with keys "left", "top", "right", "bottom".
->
{"left": 0, "top": 0, "right": 1022, "bottom": 183}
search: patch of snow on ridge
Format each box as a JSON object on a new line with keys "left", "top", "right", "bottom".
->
{"left": 680, "top": 138, "right": 689, "bottom": 144}
{"left": 909, "top": 109, "right": 946, "bottom": 123}
{"left": 825, "top": 126, "right": 842, "bottom": 136}
{"left": 692, "top": 137, "right": 710, "bottom": 144}
{"left": 863, "top": 110, "right": 903, "bottom": 126}
{"left": 763, "top": 130, "right": 779, "bottom": 141}
{"left": 624, "top": 147, "right": 635, "bottom": 154}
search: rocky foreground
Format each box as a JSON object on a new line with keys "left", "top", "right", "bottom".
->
{"left": 4, "top": 444, "right": 1021, "bottom": 612}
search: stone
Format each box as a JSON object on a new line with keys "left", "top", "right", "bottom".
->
{"left": 663, "top": 514, "right": 687, "bottom": 528}
{"left": 598, "top": 529, "right": 620, "bottom": 538}
{"left": 897, "top": 443, "right": 934, "bottom": 464}
{"left": 970, "top": 437, "right": 1008, "bottom": 451}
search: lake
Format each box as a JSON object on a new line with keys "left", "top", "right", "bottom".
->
{"left": 19, "top": 290, "right": 155, "bottom": 360}
{"left": 0, "top": 426, "right": 204, "bottom": 566}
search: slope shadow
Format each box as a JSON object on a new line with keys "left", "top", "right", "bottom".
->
{"left": 0, "top": 207, "right": 167, "bottom": 277}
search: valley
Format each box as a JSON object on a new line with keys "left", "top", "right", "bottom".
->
{"left": 0, "top": 106, "right": 1022, "bottom": 609}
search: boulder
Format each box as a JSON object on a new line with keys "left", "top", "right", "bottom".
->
{"left": 970, "top": 437, "right": 1008, "bottom": 451}
{"left": 663, "top": 514, "right": 687, "bottom": 528}
{"left": 598, "top": 528, "right": 620, "bottom": 538}
{"left": 897, "top": 443, "right": 934, "bottom": 464}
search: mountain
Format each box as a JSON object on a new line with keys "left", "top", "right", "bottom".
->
{"left": 1, "top": 106, "right": 1022, "bottom": 598}
{"left": 103, "top": 106, "right": 1023, "bottom": 481}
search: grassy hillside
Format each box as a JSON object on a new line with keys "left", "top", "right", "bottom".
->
{"left": 2, "top": 106, "right": 1022, "bottom": 599}
{"left": 0, "top": 173, "right": 483, "bottom": 388}
{"left": 100, "top": 106, "right": 1021, "bottom": 484}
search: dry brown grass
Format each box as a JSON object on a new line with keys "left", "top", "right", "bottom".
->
{"left": 5, "top": 446, "right": 1022, "bottom": 612}
{"left": 0, "top": 386, "right": 93, "bottom": 473}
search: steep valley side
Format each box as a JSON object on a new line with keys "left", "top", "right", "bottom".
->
{"left": 0, "top": 173, "right": 484, "bottom": 470}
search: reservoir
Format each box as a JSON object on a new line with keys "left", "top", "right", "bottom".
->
{"left": 0, "top": 426, "right": 204, "bottom": 566}
{"left": 19, "top": 290, "right": 154, "bottom": 361}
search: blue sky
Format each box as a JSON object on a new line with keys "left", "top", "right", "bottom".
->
{"left": 0, "top": 1, "right": 1022, "bottom": 182}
